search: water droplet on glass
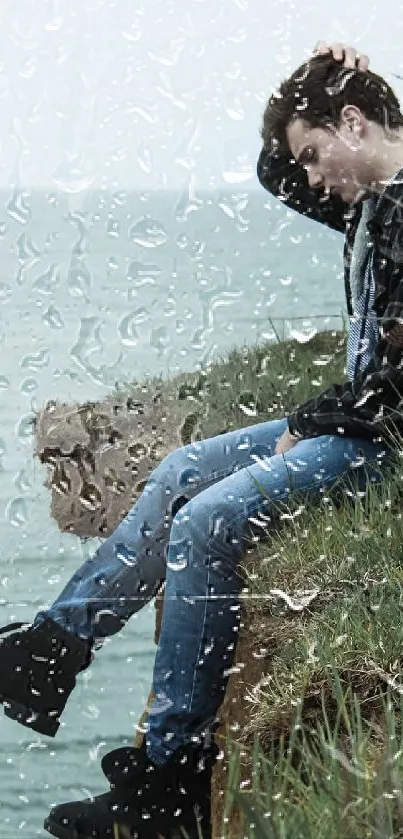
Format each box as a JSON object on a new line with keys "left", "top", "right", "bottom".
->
{"left": 107, "top": 256, "right": 119, "bottom": 273}
{"left": 15, "top": 469, "right": 31, "bottom": 492}
{"left": 43, "top": 305, "right": 64, "bottom": 329}
{"left": 32, "top": 264, "right": 60, "bottom": 295}
{"left": 16, "top": 413, "right": 35, "bottom": 442}
{"left": 121, "top": 22, "right": 142, "bottom": 42}
{"left": 140, "top": 521, "right": 153, "bottom": 538}
{"left": 128, "top": 442, "right": 148, "bottom": 461}
{"left": 118, "top": 312, "right": 143, "bottom": 347}
{"left": 68, "top": 261, "right": 91, "bottom": 299}
{"left": 173, "top": 184, "right": 202, "bottom": 222}
{"left": 289, "top": 327, "right": 317, "bottom": 343}
{"left": 218, "top": 201, "right": 235, "bottom": 220}
{"left": 124, "top": 101, "right": 158, "bottom": 124}
{"left": 79, "top": 480, "right": 102, "bottom": 510}
{"left": 88, "top": 741, "right": 107, "bottom": 762}
{"left": 6, "top": 190, "right": 31, "bottom": 224}
{"left": 107, "top": 218, "right": 120, "bottom": 238}
{"left": 129, "top": 218, "right": 168, "bottom": 249}
{"left": 167, "top": 554, "right": 188, "bottom": 572}
{"left": 238, "top": 391, "right": 259, "bottom": 417}
{"left": 175, "top": 319, "right": 185, "bottom": 334}
{"left": 52, "top": 156, "right": 95, "bottom": 193}
{"left": 0, "top": 283, "right": 11, "bottom": 303}
{"left": 150, "top": 325, "right": 170, "bottom": 355}
{"left": 115, "top": 543, "right": 138, "bottom": 567}
{"left": 20, "top": 350, "right": 50, "bottom": 371}
{"left": 209, "top": 513, "right": 226, "bottom": 538}
{"left": 149, "top": 39, "right": 184, "bottom": 68}
{"left": 83, "top": 703, "right": 100, "bottom": 720}
{"left": 67, "top": 211, "right": 89, "bottom": 257}
{"left": 71, "top": 316, "right": 123, "bottom": 386}
{"left": 0, "top": 73, "right": 9, "bottom": 98}
{"left": 6, "top": 497, "right": 28, "bottom": 527}
{"left": 127, "top": 260, "right": 160, "bottom": 288}
{"left": 313, "top": 354, "right": 333, "bottom": 367}
{"left": 16, "top": 233, "right": 40, "bottom": 262}
{"left": 178, "top": 468, "right": 202, "bottom": 488}
{"left": 222, "top": 143, "right": 253, "bottom": 184}
{"left": 147, "top": 693, "right": 173, "bottom": 715}
{"left": 142, "top": 478, "right": 157, "bottom": 496}
{"left": 176, "top": 232, "right": 204, "bottom": 258}
{"left": 269, "top": 587, "right": 320, "bottom": 611}
{"left": 137, "top": 142, "right": 153, "bottom": 175}
{"left": 225, "top": 94, "right": 245, "bottom": 121}
{"left": 111, "top": 191, "right": 127, "bottom": 207}
{"left": 20, "top": 56, "right": 37, "bottom": 80}
{"left": 45, "top": 8, "right": 63, "bottom": 32}
{"left": 236, "top": 433, "right": 252, "bottom": 450}
{"left": 20, "top": 377, "right": 38, "bottom": 395}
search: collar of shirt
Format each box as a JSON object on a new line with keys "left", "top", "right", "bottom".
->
{"left": 366, "top": 165, "right": 403, "bottom": 237}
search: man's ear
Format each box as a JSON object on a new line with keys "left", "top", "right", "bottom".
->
{"left": 341, "top": 104, "right": 365, "bottom": 138}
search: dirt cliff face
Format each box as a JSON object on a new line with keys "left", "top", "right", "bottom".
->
{"left": 33, "top": 376, "right": 198, "bottom": 537}
{"left": 34, "top": 383, "right": 254, "bottom": 836}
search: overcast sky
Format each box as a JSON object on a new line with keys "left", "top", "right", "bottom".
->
{"left": 0, "top": 0, "right": 402, "bottom": 190}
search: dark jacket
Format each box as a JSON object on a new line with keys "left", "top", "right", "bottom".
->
{"left": 257, "top": 145, "right": 403, "bottom": 445}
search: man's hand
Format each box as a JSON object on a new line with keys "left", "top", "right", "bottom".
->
{"left": 274, "top": 428, "right": 301, "bottom": 456}
{"left": 313, "top": 41, "right": 370, "bottom": 72}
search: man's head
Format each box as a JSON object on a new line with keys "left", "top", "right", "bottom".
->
{"left": 261, "top": 55, "right": 403, "bottom": 204}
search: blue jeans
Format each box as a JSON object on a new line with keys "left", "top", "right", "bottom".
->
{"left": 35, "top": 417, "right": 393, "bottom": 764}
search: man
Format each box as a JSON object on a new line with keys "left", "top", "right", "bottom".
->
{"left": 259, "top": 43, "right": 403, "bottom": 453}
{"left": 2, "top": 42, "right": 403, "bottom": 839}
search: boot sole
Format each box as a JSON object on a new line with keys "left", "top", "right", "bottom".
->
{"left": 44, "top": 817, "right": 75, "bottom": 839}
{"left": 44, "top": 815, "right": 209, "bottom": 839}
{"left": 44, "top": 818, "right": 203, "bottom": 839}
{"left": 0, "top": 695, "right": 59, "bottom": 736}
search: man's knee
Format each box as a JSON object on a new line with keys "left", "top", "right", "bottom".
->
{"left": 152, "top": 445, "right": 206, "bottom": 517}
{"left": 168, "top": 493, "right": 244, "bottom": 574}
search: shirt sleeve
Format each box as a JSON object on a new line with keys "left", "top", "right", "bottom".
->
{"left": 257, "top": 145, "right": 349, "bottom": 235}
{"left": 287, "top": 208, "right": 403, "bottom": 443}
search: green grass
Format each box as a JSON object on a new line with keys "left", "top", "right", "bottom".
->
{"left": 148, "top": 326, "right": 403, "bottom": 839}
{"left": 225, "top": 681, "right": 403, "bottom": 839}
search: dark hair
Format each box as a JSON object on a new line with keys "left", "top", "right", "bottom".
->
{"left": 260, "top": 54, "right": 403, "bottom": 153}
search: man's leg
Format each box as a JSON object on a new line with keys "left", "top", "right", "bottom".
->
{"left": 146, "top": 431, "right": 393, "bottom": 764}
{"left": 0, "top": 417, "right": 289, "bottom": 736}
{"left": 35, "top": 417, "right": 289, "bottom": 639}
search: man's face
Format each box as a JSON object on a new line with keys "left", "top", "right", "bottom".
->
{"left": 286, "top": 112, "right": 372, "bottom": 205}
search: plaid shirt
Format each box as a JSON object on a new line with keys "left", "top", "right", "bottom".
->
{"left": 257, "top": 145, "right": 403, "bottom": 446}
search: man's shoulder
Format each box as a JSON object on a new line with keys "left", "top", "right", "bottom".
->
{"left": 378, "top": 168, "right": 403, "bottom": 219}
{"left": 367, "top": 171, "right": 403, "bottom": 240}
{"left": 372, "top": 170, "right": 403, "bottom": 268}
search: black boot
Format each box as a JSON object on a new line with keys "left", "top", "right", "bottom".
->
{"left": 0, "top": 617, "right": 92, "bottom": 736}
{"left": 44, "top": 739, "right": 218, "bottom": 839}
